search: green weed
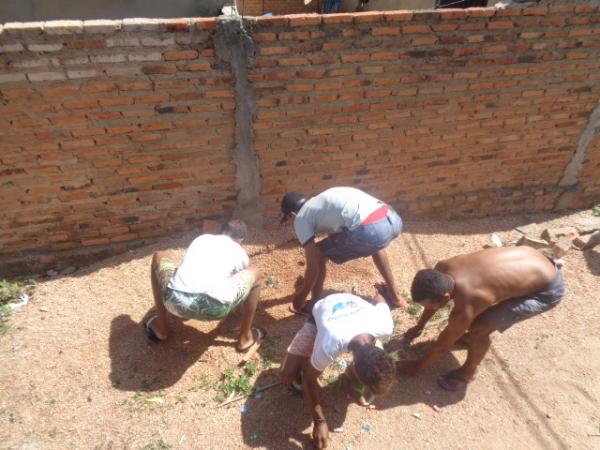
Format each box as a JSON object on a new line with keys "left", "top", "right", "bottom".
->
{"left": 406, "top": 302, "right": 423, "bottom": 317}
{"left": 141, "top": 439, "right": 171, "bottom": 450}
{"left": 593, "top": 204, "right": 600, "bottom": 216}
{"left": 215, "top": 366, "right": 255, "bottom": 402}
{"left": 48, "top": 427, "right": 59, "bottom": 438}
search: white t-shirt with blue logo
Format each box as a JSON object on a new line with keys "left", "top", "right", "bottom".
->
{"left": 310, "top": 293, "right": 394, "bottom": 372}
{"left": 293, "top": 187, "right": 383, "bottom": 246}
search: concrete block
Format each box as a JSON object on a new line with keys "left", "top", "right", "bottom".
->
{"left": 3, "top": 22, "right": 44, "bottom": 37}
{"left": 0, "top": 43, "right": 25, "bottom": 52}
{"left": 541, "top": 226, "right": 578, "bottom": 243}
{"left": 27, "top": 43, "right": 64, "bottom": 52}
{"left": 106, "top": 37, "right": 140, "bottom": 48}
{"left": 0, "top": 73, "right": 27, "bottom": 83}
{"left": 83, "top": 19, "right": 122, "bottom": 34}
{"left": 44, "top": 20, "right": 83, "bottom": 35}
{"left": 574, "top": 231, "right": 600, "bottom": 250}
{"left": 90, "top": 53, "right": 127, "bottom": 64}
{"left": 516, "top": 235, "right": 549, "bottom": 249}
{"left": 66, "top": 69, "right": 101, "bottom": 79}
{"left": 141, "top": 36, "right": 175, "bottom": 47}
{"left": 551, "top": 236, "right": 572, "bottom": 258}
{"left": 27, "top": 71, "right": 66, "bottom": 82}
{"left": 128, "top": 52, "right": 162, "bottom": 62}
{"left": 122, "top": 18, "right": 161, "bottom": 32}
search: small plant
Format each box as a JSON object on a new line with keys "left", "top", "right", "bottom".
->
{"left": 48, "top": 427, "right": 59, "bottom": 438}
{"left": 0, "top": 280, "right": 21, "bottom": 304}
{"left": 141, "top": 439, "right": 171, "bottom": 450}
{"left": 319, "top": 373, "right": 339, "bottom": 385}
{"left": 260, "top": 357, "right": 273, "bottom": 370}
{"left": 593, "top": 204, "right": 600, "bottom": 217}
{"left": 215, "top": 366, "right": 255, "bottom": 403}
{"left": 433, "top": 301, "right": 454, "bottom": 323}
{"left": 406, "top": 302, "right": 423, "bottom": 317}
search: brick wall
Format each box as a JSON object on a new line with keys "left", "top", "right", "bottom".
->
{"left": 239, "top": 0, "right": 320, "bottom": 15}
{"left": 1, "top": 5, "right": 599, "bottom": 276}
{"left": 0, "top": 19, "right": 237, "bottom": 275}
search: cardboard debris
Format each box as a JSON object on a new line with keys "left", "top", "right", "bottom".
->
{"left": 516, "top": 235, "right": 549, "bottom": 249}
{"left": 574, "top": 231, "right": 600, "bottom": 250}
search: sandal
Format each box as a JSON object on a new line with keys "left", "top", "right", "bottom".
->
{"left": 143, "top": 315, "right": 161, "bottom": 343}
{"left": 237, "top": 327, "right": 266, "bottom": 363}
{"left": 438, "top": 371, "right": 473, "bottom": 391}
{"left": 288, "top": 302, "right": 312, "bottom": 317}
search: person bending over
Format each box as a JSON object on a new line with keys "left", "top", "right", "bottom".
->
{"left": 144, "top": 220, "right": 264, "bottom": 357}
{"left": 280, "top": 187, "right": 406, "bottom": 315}
{"left": 399, "top": 246, "right": 565, "bottom": 391}
{"left": 279, "top": 289, "right": 395, "bottom": 449}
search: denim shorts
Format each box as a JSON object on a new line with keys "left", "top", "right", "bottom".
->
{"left": 318, "top": 209, "right": 403, "bottom": 264}
{"left": 480, "top": 265, "right": 565, "bottom": 333}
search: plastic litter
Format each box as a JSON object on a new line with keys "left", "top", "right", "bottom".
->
{"left": 411, "top": 412, "right": 422, "bottom": 420}
{"left": 253, "top": 391, "right": 263, "bottom": 400}
{"left": 491, "top": 233, "right": 503, "bottom": 247}
{"left": 333, "top": 427, "right": 344, "bottom": 433}
{"left": 249, "top": 434, "right": 258, "bottom": 441}
{"left": 361, "top": 422, "right": 373, "bottom": 433}
{"left": 431, "top": 404, "right": 442, "bottom": 413}
{"left": 240, "top": 403, "right": 248, "bottom": 415}
{"left": 423, "top": 390, "right": 432, "bottom": 396}
{"left": 9, "top": 293, "right": 28, "bottom": 311}
{"left": 146, "top": 397, "right": 165, "bottom": 406}
{"left": 367, "top": 404, "right": 376, "bottom": 410}
{"left": 345, "top": 444, "right": 353, "bottom": 450}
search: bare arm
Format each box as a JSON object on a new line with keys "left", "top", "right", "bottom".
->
{"left": 303, "top": 363, "right": 329, "bottom": 449}
{"left": 293, "top": 240, "right": 320, "bottom": 307}
{"left": 413, "top": 308, "right": 474, "bottom": 372}
{"left": 404, "top": 306, "right": 436, "bottom": 342}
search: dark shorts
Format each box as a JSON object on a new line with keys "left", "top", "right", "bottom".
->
{"left": 480, "top": 266, "right": 565, "bottom": 333}
{"left": 318, "top": 209, "right": 403, "bottom": 264}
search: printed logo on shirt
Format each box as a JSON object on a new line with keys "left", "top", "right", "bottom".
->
{"left": 329, "top": 300, "right": 362, "bottom": 321}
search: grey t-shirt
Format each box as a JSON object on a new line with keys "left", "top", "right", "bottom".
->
{"left": 293, "top": 187, "right": 383, "bottom": 245}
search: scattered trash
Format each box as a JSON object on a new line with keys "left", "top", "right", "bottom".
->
{"left": 253, "top": 391, "right": 263, "bottom": 400}
{"left": 423, "top": 390, "right": 432, "bottom": 396}
{"left": 361, "top": 422, "right": 374, "bottom": 433}
{"left": 554, "top": 258, "right": 565, "bottom": 268}
{"left": 334, "top": 358, "right": 350, "bottom": 370}
{"left": 345, "top": 443, "right": 353, "bottom": 450}
{"left": 146, "top": 397, "right": 165, "bottom": 406}
{"left": 248, "top": 434, "right": 258, "bottom": 441}
{"left": 9, "top": 293, "right": 28, "bottom": 311}
{"left": 411, "top": 412, "right": 422, "bottom": 420}
{"left": 367, "top": 404, "right": 376, "bottom": 410}
{"left": 333, "top": 427, "right": 344, "bottom": 433}
{"left": 39, "top": 307, "right": 49, "bottom": 312}
{"left": 47, "top": 270, "right": 59, "bottom": 277}
{"left": 431, "top": 404, "right": 442, "bottom": 413}
{"left": 516, "top": 235, "right": 549, "bottom": 249}
{"left": 240, "top": 403, "right": 248, "bottom": 415}
{"left": 59, "top": 266, "right": 76, "bottom": 276}
{"left": 491, "top": 233, "right": 503, "bottom": 247}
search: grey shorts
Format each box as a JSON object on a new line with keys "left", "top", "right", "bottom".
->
{"left": 481, "top": 267, "right": 565, "bottom": 333}
{"left": 318, "top": 209, "right": 403, "bottom": 264}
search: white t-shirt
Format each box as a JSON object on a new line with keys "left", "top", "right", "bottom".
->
{"left": 310, "top": 293, "right": 394, "bottom": 372}
{"left": 293, "top": 187, "right": 383, "bottom": 245}
{"left": 168, "top": 234, "right": 249, "bottom": 303}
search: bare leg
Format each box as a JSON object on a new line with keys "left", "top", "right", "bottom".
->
{"left": 372, "top": 249, "right": 406, "bottom": 307}
{"left": 237, "top": 268, "right": 262, "bottom": 350}
{"left": 279, "top": 353, "right": 308, "bottom": 385}
{"left": 311, "top": 250, "right": 327, "bottom": 301}
{"left": 149, "top": 251, "right": 175, "bottom": 340}
{"left": 442, "top": 318, "right": 496, "bottom": 389}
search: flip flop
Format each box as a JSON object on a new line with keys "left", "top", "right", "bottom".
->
{"left": 438, "top": 372, "right": 473, "bottom": 391}
{"left": 238, "top": 327, "right": 266, "bottom": 364}
{"left": 288, "top": 305, "right": 310, "bottom": 317}
{"left": 143, "top": 315, "right": 161, "bottom": 343}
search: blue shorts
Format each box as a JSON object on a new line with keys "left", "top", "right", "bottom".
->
{"left": 318, "top": 209, "right": 403, "bottom": 264}
{"left": 480, "top": 265, "right": 565, "bottom": 333}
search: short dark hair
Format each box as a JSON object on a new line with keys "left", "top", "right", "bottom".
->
{"left": 354, "top": 345, "right": 394, "bottom": 395}
{"left": 221, "top": 220, "right": 247, "bottom": 240}
{"left": 411, "top": 269, "right": 453, "bottom": 303}
{"left": 280, "top": 192, "right": 307, "bottom": 223}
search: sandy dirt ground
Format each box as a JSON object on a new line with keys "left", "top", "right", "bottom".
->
{"left": 1, "top": 210, "right": 599, "bottom": 450}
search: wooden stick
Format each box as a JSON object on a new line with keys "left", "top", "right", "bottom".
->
{"left": 216, "top": 381, "right": 282, "bottom": 408}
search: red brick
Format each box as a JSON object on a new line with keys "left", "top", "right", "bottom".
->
{"left": 164, "top": 50, "right": 198, "bottom": 61}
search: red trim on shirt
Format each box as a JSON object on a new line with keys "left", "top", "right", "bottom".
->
{"left": 362, "top": 205, "right": 389, "bottom": 225}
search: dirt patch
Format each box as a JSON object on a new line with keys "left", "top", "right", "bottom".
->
{"left": 1, "top": 210, "right": 599, "bottom": 450}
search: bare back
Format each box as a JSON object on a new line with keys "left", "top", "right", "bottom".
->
{"left": 438, "top": 246, "right": 557, "bottom": 315}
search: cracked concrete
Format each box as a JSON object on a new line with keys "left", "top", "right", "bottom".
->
{"left": 555, "top": 98, "right": 600, "bottom": 209}
{"left": 214, "top": 15, "right": 263, "bottom": 227}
